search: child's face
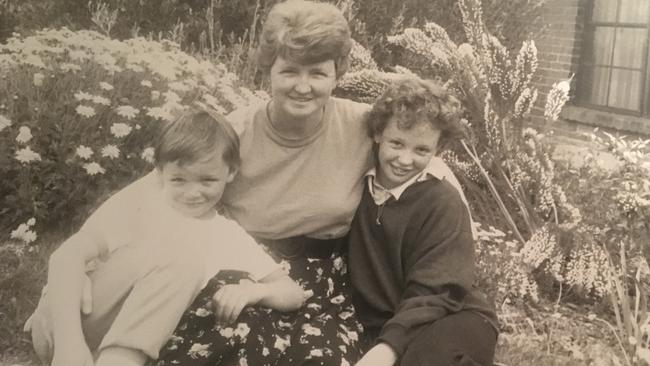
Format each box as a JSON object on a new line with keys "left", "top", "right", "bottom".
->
{"left": 374, "top": 117, "right": 440, "bottom": 189}
{"left": 158, "top": 149, "right": 235, "bottom": 219}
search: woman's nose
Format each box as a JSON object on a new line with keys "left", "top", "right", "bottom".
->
{"left": 294, "top": 75, "right": 311, "bottom": 93}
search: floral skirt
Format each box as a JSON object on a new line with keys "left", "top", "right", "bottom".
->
{"left": 154, "top": 254, "right": 364, "bottom": 366}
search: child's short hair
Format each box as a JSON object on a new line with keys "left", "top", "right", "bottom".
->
{"left": 256, "top": 0, "right": 352, "bottom": 79}
{"left": 154, "top": 108, "right": 240, "bottom": 171}
{"left": 367, "top": 78, "right": 465, "bottom": 152}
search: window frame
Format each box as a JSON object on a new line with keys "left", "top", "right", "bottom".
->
{"left": 576, "top": 0, "right": 650, "bottom": 117}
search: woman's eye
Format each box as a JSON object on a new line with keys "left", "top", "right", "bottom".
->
{"left": 171, "top": 178, "right": 185, "bottom": 183}
{"left": 416, "top": 148, "right": 431, "bottom": 155}
{"left": 389, "top": 141, "right": 403, "bottom": 148}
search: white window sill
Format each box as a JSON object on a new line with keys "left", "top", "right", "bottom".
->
{"left": 561, "top": 105, "right": 650, "bottom": 136}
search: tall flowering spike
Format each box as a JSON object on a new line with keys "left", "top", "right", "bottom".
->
{"left": 544, "top": 78, "right": 571, "bottom": 122}
{"left": 483, "top": 92, "right": 502, "bottom": 149}
{"left": 337, "top": 69, "right": 391, "bottom": 103}
{"left": 484, "top": 36, "right": 515, "bottom": 102}
{"left": 513, "top": 87, "right": 538, "bottom": 119}
{"left": 387, "top": 28, "right": 451, "bottom": 69}
{"left": 513, "top": 40, "right": 538, "bottom": 94}
{"left": 348, "top": 39, "right": 378, "bottom": 72}
{"left": 459, "top": 0, "right": 487, "bottom": 55}
{"left": 520, "top": 226, "right": 557, "bottom": 269}
{"left": 565, "top": 236, "right": 608, "bottom": 297}
{"left": 423, "top": 22, "right": 455, "bottom": 51}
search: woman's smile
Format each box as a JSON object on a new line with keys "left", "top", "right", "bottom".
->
{"left": 269, "top": 56, "right": 337, "bottom": 129}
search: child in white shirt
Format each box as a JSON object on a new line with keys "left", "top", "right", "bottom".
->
{"left": 26, "top": 108, "right": 304, "bottom": 366}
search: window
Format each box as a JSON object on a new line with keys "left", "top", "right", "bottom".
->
{"left": 577, "top": 0, "right": 650, "bottom": 115}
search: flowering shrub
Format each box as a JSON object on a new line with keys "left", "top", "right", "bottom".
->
{"left": 558, "top": 132, "right": 650, "bottom": 297}
{"left": 336, "top": 0, "right": 587, "bottom": 302}
{"left": 0, "top": 28, "right": 264, "bottom": 245}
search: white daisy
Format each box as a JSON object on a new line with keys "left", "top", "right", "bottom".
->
{"left": 141, "top": 147, "right": 155, "bottom": 163}
{"left": 0, "top": 114, "right": 12, "bottom": 132}
{"left": 76, "top": 105, "right": 96, "bottom": 118}
{"left": 16, "top": 126, "right": 33, "bottom": 143}
{"left": 110, "top": 122, "right": 132, "bottom": 138}
{"left": 74, "top": 91, "right": 94, "bottom": 101}
{"left": 99, "top": 81, "right": 114, "bottom": 91}
{"left": 101, "top": 144, "right": 120, "bottom": 159}
{"left": 116, "top": 105, "right": 139, "bottom": 120}
{"left": 15, "top": 146, "right": 41, "bottom": 164}
{"left": 76, "top": 145, "right": 93, "bottom": 159}
{"left": 83, "top": 162, "right": 105, "bottom": 175}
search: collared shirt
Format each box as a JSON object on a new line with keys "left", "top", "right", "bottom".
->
{"left": 365, "top": 157, "right": 477, "bottom": 238}
{"left": 366, "top": 157, "right": 460, "bottom": 205}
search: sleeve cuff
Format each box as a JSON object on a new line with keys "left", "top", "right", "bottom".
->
{"left": 377, "top": 324, "right": 409, "bottom": 356}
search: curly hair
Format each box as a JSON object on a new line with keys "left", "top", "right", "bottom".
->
{"left": 256, "top": 0, "right": 352, "bottom": 78}
{"left": 366, "top": 78, "right": 465, "bottom": 152}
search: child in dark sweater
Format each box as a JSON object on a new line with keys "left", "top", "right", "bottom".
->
{"left": 349, "top": 78, "right": 498, "bottom": 366}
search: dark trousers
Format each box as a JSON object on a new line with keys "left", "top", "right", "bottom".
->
{"left": 400, "top": 311, "right": 497, "bottom": 366}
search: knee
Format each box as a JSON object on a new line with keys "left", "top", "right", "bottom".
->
{"left": 400, "top": 335, "right": 495, "bottom": 366}
{"left": 28, "top": 304, "right": 54, "bottom": 364}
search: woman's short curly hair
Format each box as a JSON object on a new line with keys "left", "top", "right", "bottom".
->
{"left": 256, "top": 0, "right": 352, "bottom": 78}
{"left": 366, "top": 78, "right": 466, "bottom": 152}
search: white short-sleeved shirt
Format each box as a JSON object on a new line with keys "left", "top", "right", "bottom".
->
{"left": 79, "top": 171, "right": 280, "bottom": 286}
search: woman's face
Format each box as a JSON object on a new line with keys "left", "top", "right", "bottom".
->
{"left": 269, "top": 56, "right": 337, "bottom": 124}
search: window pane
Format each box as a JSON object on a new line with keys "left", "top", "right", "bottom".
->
{"left": 578, "top": 66, "right": 610, "bottom": 106}
{"left": 612, "top": 28, "right": 646, "bottom": 68}
{"left": 593, "top": 0, "right": 618, "bottom": 22}
{"left": 608, "top": 69, "right": 642, "bottom": 111}
{"left": 619, "top": 0, "right": 650, "bottom": 23}
{"left": 590, "top": 26, "right": 615, "bottom": 65}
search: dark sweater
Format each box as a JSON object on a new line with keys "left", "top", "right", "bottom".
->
{"left": 348, "top": 177, "right": 498, "bottom": 356}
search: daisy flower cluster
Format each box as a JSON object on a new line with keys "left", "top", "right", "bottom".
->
{"left": 0, "top": 28, "right": 261, "bottom": 242}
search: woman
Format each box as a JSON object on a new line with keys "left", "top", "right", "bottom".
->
{"left": 155, "top": 1, "right": 467, "bottom": 365}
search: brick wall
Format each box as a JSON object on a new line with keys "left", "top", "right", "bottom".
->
{"left": 531, "top": 0, "right": 585, "bottom": 128}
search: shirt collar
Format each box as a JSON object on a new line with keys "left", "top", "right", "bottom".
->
{"left": 366, "top": 157, "right": 450, "bottom": 205}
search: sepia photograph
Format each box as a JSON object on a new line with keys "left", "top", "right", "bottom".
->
{"left": 1, "top": 0, "right": 649, "bottom": 365}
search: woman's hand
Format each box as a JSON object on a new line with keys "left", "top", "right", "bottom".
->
{"left": 212, "top": 280, "right": 262, "bottom": 325}
{"left": 355, "top": 343, "right": 398, "bottom": 366}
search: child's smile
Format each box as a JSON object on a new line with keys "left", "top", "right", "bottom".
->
{"left": 374, "top": 118, "right": 441, "bottom": 189}
{"left": 158, "top": 150, "right": 235, "bottom": 218}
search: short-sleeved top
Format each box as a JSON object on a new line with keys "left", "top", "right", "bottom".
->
{"left": 79, "top": 171, "right": 280, "bottom": 286}
{"left": 222, "top": 97, "right": 374, "bottom": 240}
